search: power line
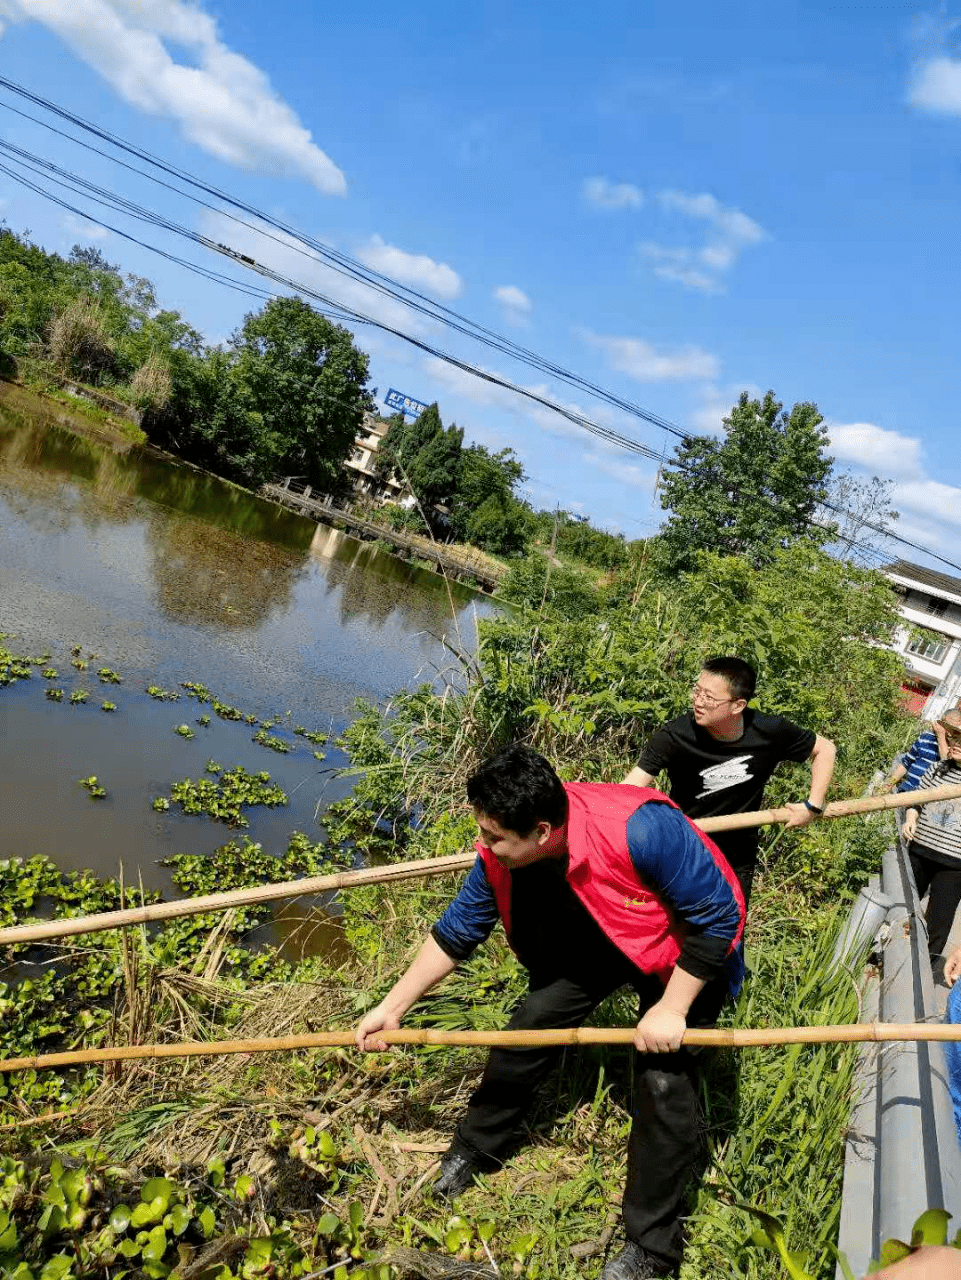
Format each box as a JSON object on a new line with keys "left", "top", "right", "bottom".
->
{"left": 0, "top": 75, "right": 690, "bottom": 442}
{"left": 1, "top": 89, "right": 958, "bottom": 574}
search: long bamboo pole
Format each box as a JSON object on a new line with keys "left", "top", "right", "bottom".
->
{"left": 3, "top": 1022, "right": 961, "bottom": 1075}
{"left": 1, "top": 782, "right": 953, "bottom": 949}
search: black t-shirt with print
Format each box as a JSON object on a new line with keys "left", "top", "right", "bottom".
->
{"left": 636, "top": 710, "right": 816, "bottom": 867}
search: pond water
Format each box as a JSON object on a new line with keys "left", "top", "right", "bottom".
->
{"left": 0, "top": 384, "right": 495, "bottom": 944}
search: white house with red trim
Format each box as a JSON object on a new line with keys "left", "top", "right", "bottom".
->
{"left": 883, "top": 559, "right": 961, "bottom": 715}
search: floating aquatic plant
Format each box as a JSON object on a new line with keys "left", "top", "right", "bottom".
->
{"left": 69, "top": 689, "right": 88, "bottom": 705}
{"left": 174, "top": 723, "right": 195, "bottom": 740}
{"left": 205, "top": 759, "right": 223, "bottom": 774}
{"left": 198, "top": 713, "right": 211, "bottom": 726}
{"left": 70, "top": 644, "right": 82, "bottom": 656}
{"left": 79, "top": 775, "right": 106, "bottom": 799}
{"left": 180, "top": 680, "right": 211, "bottom": 702}
{"left": 45, "top": 687, "right": 64, "bottom": 701}
{"left": 295, "top": 726, "right": 328, "bottom": 745}
{"left": 41, "top": 667, "right": 58, "bottom": 679}
{"left": 71, "top": 658, "right": 88, "bottom": 670}
{"left": 100, "top": 700, "right": 116, "bottom": 712}
{"left": 97, "top": 667, "right": 121, "bottom": 684}
{"left": 252, "top": 727, "right": 291, "bottom": 754}
{"left": 152, "top": 797, "right": 170, "bottom": 812}
{"left": 159, "top": 765, "right": 288, "bottom": 827}
{"left": 147, "top": 685, "right": 180, "bottom": 701}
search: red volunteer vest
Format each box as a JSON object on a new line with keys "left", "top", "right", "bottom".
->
{"left": 477, "top": 782, "right": 745, "bottom": 984}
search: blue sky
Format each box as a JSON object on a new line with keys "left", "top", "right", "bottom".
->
{"left": 1, "top": 0, "right": 960, "bottom": 562}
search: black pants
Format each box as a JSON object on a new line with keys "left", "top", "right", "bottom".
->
{"left": 909, "top": 844, "right": 961, "bottom": 959}
{"left": 450, "top": 962, "right": 727, "bottom": 1273}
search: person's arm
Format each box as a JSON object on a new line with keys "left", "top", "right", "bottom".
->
{"left": 355, "top": 936, "right": 457, "bottom": 1051}
{"left": 623, "top": 766, "right": 657, "bottom": 787}
{"left": 635, "top": 965, "right": 705, "bottom": 1053}
{"left": 902, "top": 806, "right": 919, "bottom": 843}
{"left": 355, "top": 857, "right": 500, "bottom": 1051}
{"left": 623, "top": 727, "right": 674, "bottom": 788}
{"left": 625, "top": 804, "right": 743, "bottom": 1053}
{"left": 934, "top": 721, "right": 949, "bottom": 758}
{"left": 879, "top": 761, "right": 908, "bottom": 794}
{"left": 945, "top": 944, "right": 961, "bottom": 986}
{"left": 783, "top": 733, "right": 837, "bottom": 829}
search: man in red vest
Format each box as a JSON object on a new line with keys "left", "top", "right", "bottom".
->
{"left": 356, "top": 746, "right": 745, "bottom": 1280}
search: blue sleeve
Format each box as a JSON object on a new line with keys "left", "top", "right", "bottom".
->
{"left": 625, "top": 803, "right": 741, "bottom": 943}
{"left": 431, "top": 856, "right": 500, "bottom": 963}
{"left": 900, "top": 736, "right": 921, "bottom": 768}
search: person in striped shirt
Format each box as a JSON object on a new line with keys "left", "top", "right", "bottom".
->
{"left": 902, "top": 709, "right": 961, "bottom": 970}
{"left": 882, "top": 723, "right": 947, "bottom": 793}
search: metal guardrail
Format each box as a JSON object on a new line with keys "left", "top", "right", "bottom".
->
{"left": 836, "top": 814, "right": 961, "bottom": 1277}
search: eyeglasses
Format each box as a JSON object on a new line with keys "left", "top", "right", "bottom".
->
{"left": 691, "top": 684, "right": 733, "bottom": 709}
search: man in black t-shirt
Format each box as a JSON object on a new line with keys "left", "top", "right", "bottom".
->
{"left": 624, "top": 656, "right": 836, "bottom": 906}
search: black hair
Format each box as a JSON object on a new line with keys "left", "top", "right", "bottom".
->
{"left": 702, "top": 656, "right": 757, "bottom": 703}
{"left": 466, "top": 745, "right": 569, "bottom": 835}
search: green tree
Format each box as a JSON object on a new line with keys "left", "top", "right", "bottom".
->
{"left": 450, "top": 444, "right": 531, "bottom": 552}
{"left": 228, "top": 296, "right": 373, "bottom": 489}
{"left": 657, "top": 391, "right": 833, "bottom": 570}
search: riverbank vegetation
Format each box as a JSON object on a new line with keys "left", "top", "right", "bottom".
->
{"left": 0, "top": 513, "right": 915, "bottom": 1278}
{"left": 1, "top": 225, "right": 919, "bottom": 1277}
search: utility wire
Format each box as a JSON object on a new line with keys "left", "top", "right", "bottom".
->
{"left": 2, "top": 96, "right": 957, "bottom": 573}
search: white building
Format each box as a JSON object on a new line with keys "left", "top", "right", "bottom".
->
{"left": 883, "top": 559, "right": 961, "bottom": 715}
{"left": 343, "top": 413, "right": 408, "bottom": 503}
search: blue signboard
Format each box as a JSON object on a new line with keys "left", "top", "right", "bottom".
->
{"left": 384, "top": 388, "right": 430, "bottom": 418}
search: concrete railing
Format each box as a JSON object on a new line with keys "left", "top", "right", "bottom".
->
{"left": 835, "top": 816, "right": 961, "bottom": 1277}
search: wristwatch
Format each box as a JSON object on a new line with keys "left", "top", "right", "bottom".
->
{"left": 803, "top": 799, "right": 824, "bottom": 815}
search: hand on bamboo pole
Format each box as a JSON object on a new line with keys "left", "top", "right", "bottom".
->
{"left": 1, "top": 782, "right": 957, "bottom": 948}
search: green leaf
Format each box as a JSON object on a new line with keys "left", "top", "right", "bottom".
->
{"left": 109, "top": 1204, "right": 132, "bottom": 1233}
{"left": 141, "top": 1178, "right": 177, "bottom": 1210}
{"left": 198, "top": 1206, "right": 216, "bottom": 1239}
{"left": 879, "top": 1239, "right": 913, "bottom": 1268}
{"left": 316, "top": 1213, "right": 341, "bottom": 1236}
{"left": 39, "top": 1257, "right": 73, "bottom": 1280}
{"left": 141, "top": 1225, "right": 168, "bottom": 1263}
{"left": 348, "top": 1201, "right": 364, "bottom": 1232}
{"left": 131, "top": 1199, "right": 163, "bottom": 1227}
{"left": 207, "top": 1156, "right": 226, "bottom": 1188}
{"left": 117, "top": 1238, "right": 141, "bottom": 1258}
{"left": 912, "top": 1210, "right": 951, "bottom": 1248}
{"left": 166, "top": 1203, "right": 191, "bottom": 1236}
{"left": 233, "top": 1174, "right": 254, "bottom": 1200}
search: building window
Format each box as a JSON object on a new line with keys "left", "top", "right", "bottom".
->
{"left": 906, "top": 631, "right": 948, "bottom": 663}
{"left": 927, "top": 597, "right": 948, "bottom": 618}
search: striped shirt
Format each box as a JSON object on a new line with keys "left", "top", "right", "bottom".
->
{"left": 898, "top": 731, "right": 942, "bottom": 792}
{"left": 911, "top": 761, "right": 961, "bottom": 862}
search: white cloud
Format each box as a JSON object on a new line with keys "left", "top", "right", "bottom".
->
{"left": 585, "top": 331, "right": 719, "bottom": 382}
{"left": 639, "top": 243, "right": 720, "bottom": 294}
{"left": 583, "top": 177, "right": 644, "bottom": 211}
{"left": 494, "top": 284, "right": 532, "bottom": 320}
{"left": 1, "top": 0, "right": 346, "bottom": 193}
{"left": 828, "top": 421, "right": 924, "bottom": 481}
{"left": 908, "top": 56, "right": 961, "bottom": 114}
{"left": 198, "top": 210, "right": 435, "bottom": 337}
{"left": 584, "top": 450, "right": 656, "bottom": 489}
{"left": 357, "top": 235, "right": 463, "bottom": 301}
{"left": 689, "top": 382, "right": 765, "bottom": 435}
{"left": 639, "top": 190, "right": 767, "bottom": 293}
{"left": 60, "top": 212, "right": 111, "bottom": 242}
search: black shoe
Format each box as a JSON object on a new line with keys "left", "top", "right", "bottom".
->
{"left": 599, "top": 1241, "right": 669, "bottom": 1280}
{"left": 433, "top": 1151, "right": 477, "bottom": 1198}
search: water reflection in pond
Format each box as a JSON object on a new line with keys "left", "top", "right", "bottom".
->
{"left": 0, "top": 386, "right": 496, "bottom": 950}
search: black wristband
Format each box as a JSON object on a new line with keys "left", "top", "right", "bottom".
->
{"left": 803, "top": 799, "right": 824, "bottom": 815}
